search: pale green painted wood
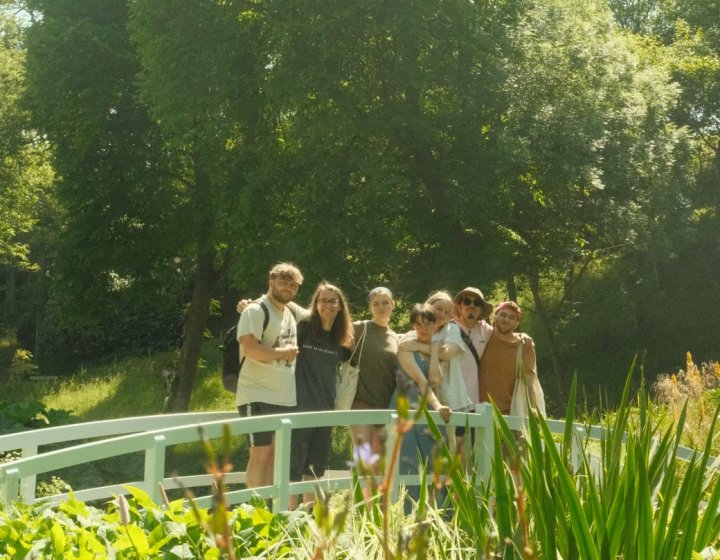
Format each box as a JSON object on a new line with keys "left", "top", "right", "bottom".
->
{"left": 2, "top": 407, "right": 711, "bottom": 514}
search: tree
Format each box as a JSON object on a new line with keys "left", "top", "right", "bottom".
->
{"left": 487, "top": 0, "right": 686, "bottom": 394}
{"left": 0, "top": 7, "right": 55, "bottom": 372}
{"left": 258, "top": 0, "right": 524, "bottom": 300}
{"left": 23, "top": 0, "right": 189, "bottom": 373}
{"left": 0, "top": 10, "right": 53, "bottom": 275}
{"left": 128, "top": 0, "right": 278, "bottom": 411}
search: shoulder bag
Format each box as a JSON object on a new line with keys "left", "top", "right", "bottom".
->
{"left": 509, "top": 343, "right": 547, "bottom": 417}
{"left": 335, "top": 321, "right": 369, "bottom": 410}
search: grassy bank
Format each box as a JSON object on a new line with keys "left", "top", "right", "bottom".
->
{"left": 1, "top": 336, "right": 353, "bottom": 494}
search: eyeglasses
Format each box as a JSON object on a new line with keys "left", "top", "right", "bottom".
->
{"left": 461, "top": 298, "right": 483, "bottom": 307}
{"left": 318, "top": 298, "right": 339, "bottom": 307}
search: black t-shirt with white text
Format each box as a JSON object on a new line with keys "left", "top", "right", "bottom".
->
{"left": 295, "top": 320, "right": 351, "bottom": 411}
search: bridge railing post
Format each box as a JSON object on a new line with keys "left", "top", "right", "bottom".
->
{"left": 20, "top": 444, "right": 38, "bottom": 503}
{"left": 272, "top": 418, "right": 293, "bottom": 513}
{"left": 1, "top": 466, "right": 20, "bottom": 506}
{"left": 144, "top": 435, "right": 167, "bottom": 504}
{"left": 571, "top": 426, "right": 586, "bottom": 474}
{"left": 474, "top": 403, "right": 495, "bottom": 483}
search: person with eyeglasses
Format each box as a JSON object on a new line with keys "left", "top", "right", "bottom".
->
{"left": 289, "top": 281, "right": 354, "bottom": 509}
{"left": 398, "top": 290, "right": 472, "bottom": 448}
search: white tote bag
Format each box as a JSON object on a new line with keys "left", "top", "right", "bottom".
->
{"left": 509, "top": 344, "right": 546, "bottom": 417}
{"left": 334, "top": 321, "right": 368, "bottom": 410}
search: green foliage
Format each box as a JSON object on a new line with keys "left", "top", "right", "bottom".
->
{"left": 5, "top": 368, "right": 720, "bottom": 558}
{"left": 10, "top": 0, "right": 720, "bottom": 410}
{"left": 0, "top": 487, "right": 312, "bottom": 559}
{"left": 483, "top": 372, "right": 720, "bottom": 559}
{"left": 37, "top": 282, "right": 186, "bottom": 376}
{"left": 0, "top": 400, "right": 74, "bottom": 435}
{"left": 0, "top": 9, "right": 55, "bottom": 268}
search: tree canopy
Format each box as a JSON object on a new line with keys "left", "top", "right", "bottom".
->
{"left": 1, "top": 0, "right": 718, "bottom": 409}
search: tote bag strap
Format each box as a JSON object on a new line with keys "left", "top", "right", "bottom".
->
{"left": 515, "top": 343, "right": 527, "bottom": 390}
{"left": 515, "top": 342, "right": 541, "bottom": 410}
{"left": 349, "top": 321, "right": 369, "bottom": 366}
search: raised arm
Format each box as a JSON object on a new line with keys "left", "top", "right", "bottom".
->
{"left": 398, "top": 338, "right": 431, "bottom": 356}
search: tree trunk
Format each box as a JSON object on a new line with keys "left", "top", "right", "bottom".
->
{"left": 528, "top": 269, "right": 565, "bottom": 399}
{"left": 34, "top": 255, "right": 48, "bottom": 365}
{"left": 165, "top": 152, "right": 221, "bottom": 412}
{"left": 165, "top": 250, "right": 217, "bottom": 412}
{"left": 506, "top": 274, "right": 517, "bottom": 302}
{"left": 5, "top": 266, "right": 16, "bottom": 320}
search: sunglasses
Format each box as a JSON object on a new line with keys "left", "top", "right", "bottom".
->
{"left": 461, "top": 298, "right": 483, "bottom": 307}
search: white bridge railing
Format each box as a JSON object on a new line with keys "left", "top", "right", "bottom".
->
{"left": 1, "top": 405, "right": 702, "bottom": 513}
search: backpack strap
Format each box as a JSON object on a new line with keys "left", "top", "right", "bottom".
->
{"left": 257, "top": 300, "right": 270, "bottom": 335}
{"left": 239, "top": 299, "right": 270, "bottom": 370}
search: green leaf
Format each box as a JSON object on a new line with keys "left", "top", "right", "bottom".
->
{"left": 538, "top": 418, "right": 600, "bottom": 560}
{"left": 50, "top": 522, "right": 66, "bottom": 555}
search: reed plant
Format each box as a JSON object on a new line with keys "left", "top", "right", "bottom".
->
{"left": 480, "top": 371, "right": 720, "bottom": 559}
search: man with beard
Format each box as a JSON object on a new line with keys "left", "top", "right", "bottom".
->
{"left": 477, "top": 301, "right": 538, "bottom": 414}
{"left": 237, "top": 262, "right": 303, "bottom": 488}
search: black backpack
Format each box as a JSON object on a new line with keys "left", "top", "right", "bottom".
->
{"left": 220, "top": 300, "right": 269, "bottom": 393}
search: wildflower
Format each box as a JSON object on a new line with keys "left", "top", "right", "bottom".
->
{"left": 348, "top": 442, "right": 380, "bottom": 470}
{"left": 118, "top": 494, "right": 131, "bottom": 526}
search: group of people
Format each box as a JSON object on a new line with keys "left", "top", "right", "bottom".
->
{"left": 233, "top": 262, "right": 539, "bottom": 507}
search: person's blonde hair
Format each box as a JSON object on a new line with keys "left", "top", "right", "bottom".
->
{"left": 268, "top": 262, "right": 303, "bottom": 285}
{"left": 426, "top": 290, "right": 453, "bottom": 306}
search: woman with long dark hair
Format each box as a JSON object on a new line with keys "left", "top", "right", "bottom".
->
{"left": 290, "top": 281, "right": 354, "bottom": 507}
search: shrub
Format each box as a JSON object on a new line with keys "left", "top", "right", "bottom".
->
{"left": 653, "top": 352, "right": 720, "bottom": 450}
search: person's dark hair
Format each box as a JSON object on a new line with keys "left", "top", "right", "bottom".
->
{"left": 308, "top": 282, "right": 354, "bottom": 348}
{"left": 409, "top": 303, "right": 437, "bottom": 325}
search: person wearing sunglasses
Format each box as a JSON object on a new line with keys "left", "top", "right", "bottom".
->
{"left": 453, "top": 287, "right": 494, "bottom": 408}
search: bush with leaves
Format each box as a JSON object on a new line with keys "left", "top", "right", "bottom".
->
{"left": 0, "top": 400, "right": 74, "bottom": 435}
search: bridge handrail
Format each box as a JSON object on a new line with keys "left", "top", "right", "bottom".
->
{"left": 0, "top": 406, "right": 713, "bottom": 513}
{"left": 0, "top": 411, "right": 239, "bottom": 452}
{"left": 0, "top": 407, "right": 498, "bottom": 509}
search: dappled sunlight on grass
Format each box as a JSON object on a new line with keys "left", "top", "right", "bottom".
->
{"left": 40, "top": 351, "right": 176, "bottom": 420}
